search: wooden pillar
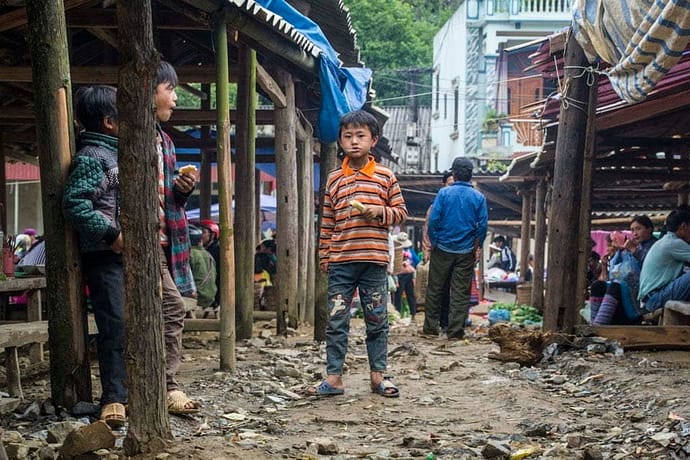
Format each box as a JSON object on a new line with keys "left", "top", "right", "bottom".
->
{"left": 116, "top": 0, "right": 172, "bottom": 452}
{"left": 518, "top": 184, "right": 533, "bottom": 280}
{"left": 215, "top": 18, "right": 236, "bottom": 372}
{"left": 0, "top": 133, "right": 6, "bottom": 234}
{"left": 235, "top": 42, "right": 256, "bottom": 340}
{"left": 25, "top": 0, "right": 91, "bottom": 408}
{"left": 304, "top": 137, "right": 316, "bottom": 324}
{"left": 531, "top": 176, "right": 547, "bottom": 311}
{"left": 199, "top": 83, "right": 212, "bottom": 220}
{"left": 296, "top": 124, "right": 312, "bottom": 323}
{"left": 274, "top": 66, "right": 299, "bottom": 332}
{"left": 314, "top": 142, "right": 337, "bottom": 342}
{"left": 543, "top": 33, "right": 595, "bottom": 332}
{"left": 678, "top": 191, "right": 689, "bottom": 207}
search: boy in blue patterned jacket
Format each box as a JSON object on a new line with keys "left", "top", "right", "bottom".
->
{"left": 63, "top": 85, "right": 127, "bottom": 428}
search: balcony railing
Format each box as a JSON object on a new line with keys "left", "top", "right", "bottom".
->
{"left": 486, "top": 0, "right": 571, "bottom": 16}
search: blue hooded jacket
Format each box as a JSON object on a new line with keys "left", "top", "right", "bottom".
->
{"left": 428, "top": 181, "right": 488, "bottom": 254}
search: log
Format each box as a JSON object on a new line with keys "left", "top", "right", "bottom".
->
{"left": 577, "top": 325, "right": 690, "bottom": 350}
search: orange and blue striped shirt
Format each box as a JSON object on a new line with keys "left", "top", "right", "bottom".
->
{"left": 319, "top": 155, "right": 407, "bottom": 267}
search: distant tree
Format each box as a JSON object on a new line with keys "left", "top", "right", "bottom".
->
{"left": 346, "top": 0, "right": 460, "bottom": 104}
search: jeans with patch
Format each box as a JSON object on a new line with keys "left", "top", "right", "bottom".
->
{"left": 83, "top": 253, "right": 127, "bottom": 406}
{"left": 325, "top": 262, "right": 389, "bottom": 376}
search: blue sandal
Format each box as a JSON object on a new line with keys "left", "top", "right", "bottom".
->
{"left": 308, "top": 380, "right": 345, "bottom": 396}
{"left": 372, "top": 377, "right": 400, "bottom": 398}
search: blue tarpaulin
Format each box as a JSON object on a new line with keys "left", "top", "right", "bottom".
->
{"left": 255, "top": 0, "right": 372, "bottom": 142}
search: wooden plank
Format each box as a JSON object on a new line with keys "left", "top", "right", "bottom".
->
{"left": 6, "top": 347, "right": 23, "bottom": 398}
{"left": 256, "top": 63, "right": 287, "bottom": 109}
{"left": 184, "top": 311, "right": 276, "bottom": 331}
{"left": 0, "top": 65, "right": 229, "bottom": 84}
{"left": 578, "top": 325, "right": 690, "bottom": 349}
{"left": 0, "top": 277, "right": 46, "bottom": 293}
{"left": 0, "top": 322, "right": 48, "bottom": 348}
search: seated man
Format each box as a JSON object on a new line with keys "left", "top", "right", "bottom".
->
{"left": 638, "top": 209, "right": 690, "bottom": 312}
{"left": 492, "top": 235, "right": 517, "bottom": 273}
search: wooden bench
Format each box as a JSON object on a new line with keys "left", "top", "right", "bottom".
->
{"left": 663, "top": 300, "right": 690, "bottom": 326}
{"left": 0, "top": 321, "right": 49, "bottom": 399}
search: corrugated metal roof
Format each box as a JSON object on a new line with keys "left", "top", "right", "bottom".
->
{"left": 381, "top": 105, "right": 432, "bottom": 172}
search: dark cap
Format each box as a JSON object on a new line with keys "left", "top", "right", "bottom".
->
{"left": 441, "top": 170, "right": 453, "bottom": 184}
{"left": 452, "top": 157, "right": 474, "bottom": 175}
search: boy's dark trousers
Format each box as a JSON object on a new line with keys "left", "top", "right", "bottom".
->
{"left": 83, "top": 252, "right": 127, "bottom": 406}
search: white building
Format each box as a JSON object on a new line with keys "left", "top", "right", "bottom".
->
{"left": 431, "top": 0, "right": 571, "bottom": 171}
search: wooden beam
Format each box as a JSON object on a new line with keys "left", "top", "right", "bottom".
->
{"left": 0, "top": 0, "right": 92, "bottom": 32}
{"left": 86, "top": 27, "right": 119, "bottom": 50}
{"left": 256, "top": 63, "right": 286, "bottom": 109}
{"left": 66, "top": 8, "right": 207, "bottom": 30}
{"left": 577, "top": 325, "right": 690, "bottom": 350}
{"left": 179, "top": 83, "right": 208, "bottom": 100}
{"left": 477, "top": 184, "right": 521, "bottom": 213}
{"left": 0, "top": 65, "right": 232, "bottom": 84}
{"left": 0, "top": 106, "right": 275, "bottom": 125}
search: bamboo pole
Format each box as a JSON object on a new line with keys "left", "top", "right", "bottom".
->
{"left": 215, "top": 17, "right": 236, "bottom": 372}
{"left": 314, "top": 142, "right": 337, "bottom": 342}
{"left": 235, "top": 42, "right": 256, "bottom": 340}
{"left": 531, "top": 177, "right": 547, "bottom": 311}
{"left": 199, "top": 83, "right": 211, "bottom": 220}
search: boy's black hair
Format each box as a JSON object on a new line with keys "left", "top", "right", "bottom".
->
{"left": 339, "top": 110, "right": 380, "bottom": 138}
{"left": 493, "top": 235, "right": 506, "bottom": 244}
{"left": 74, "top": 85, "right": 118, "bottom": 133}
{"left": 666, "top": 209, "right": 690, "bottom": 232}
{"left": 156, "top": 61, "right": 179, "bottom": 88}
{"left": 631, "top": 215, "right": 654, "bottom": 230}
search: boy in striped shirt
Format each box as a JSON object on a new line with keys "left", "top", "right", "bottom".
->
{"left": 314, "top": 110, "right": 408, "bottom": 398}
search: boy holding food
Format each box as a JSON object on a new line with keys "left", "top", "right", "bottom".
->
{"left": 314, "top": 110, "right": 408, "bottom": 398}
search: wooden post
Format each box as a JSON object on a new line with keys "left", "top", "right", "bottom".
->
{"left": 25, "top": 0, "right": 91, "bottom": 408}
{"left": 274, "top": 66, "right": 299, "bottom": 332}
{"left": 215, "top": 17, "right": 236, "bottom": 372}
{"left": 531, "top": 176, "right": 547, "bottom": 311}
{"left": 235, "top": 42, "right": 256, "bottom": 340}
{"left": 304, "top": 135, "right": 316, "bottom": 324}
{"left": 575, "top": 74, "right": 599, "bottom": 328}
{"left": 314, "top": 142, "right": 337, "bottom": 342}
{"left": 0, "top": 133, "right": 6, "bottom": 235}
{"left": 518, "top": 184, "right": 533, "bottom": 281}
{"left": 543, "top": 32, "right": 595, "bottom": 332}
{"left": 116, "top": 0, "right": 172, "bottom": 454}
{"left": 199, "top": 83, "right": 212, "bottom": 221}
{"left": 296, "top": 132, "right": 309, "bottom": 322}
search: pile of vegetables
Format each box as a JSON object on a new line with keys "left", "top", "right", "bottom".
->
{"left": 488, "top": 302, "right": 543, "bottom": 325}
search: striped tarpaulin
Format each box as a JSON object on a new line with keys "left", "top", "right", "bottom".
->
{"left": 573, "top": 0, "right": 690, "bottom": 103}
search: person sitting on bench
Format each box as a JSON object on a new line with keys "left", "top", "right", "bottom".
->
{"left": 638, "top": 209, "right": 690, "bottom": 312}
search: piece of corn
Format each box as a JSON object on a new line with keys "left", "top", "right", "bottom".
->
{"left": 349, "top": 199, "right": 365, "bottom": 211}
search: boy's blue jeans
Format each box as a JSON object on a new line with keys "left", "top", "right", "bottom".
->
{"left": 83, "top": 256, "right": 127, "bottom": 406}
{"left": 325, "top": 262, "right": 389, "bottom": 376}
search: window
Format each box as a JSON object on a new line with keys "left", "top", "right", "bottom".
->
{"left": 453, "top": 87, "right": 459, "bottom": 132}
{"left": 435, "top": 71, "right": 440, "bottom": 111}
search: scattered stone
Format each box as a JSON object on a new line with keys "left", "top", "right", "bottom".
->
{"left": 46, "top": 421, "right": 87, "bottom": 443}
{"left": 440, "top": 361, "right": 460, "bottom": 372}
{"left": 60, "top": 421, "right": 115, "bottom": 460}
{"left": 17, "top": 401, "right": 41, "bottom": 420}
{"left": 306, "top": 437, "right": 338, "bottom": 455}
{"left": 0, "top": 398, "right": 21, "bottom": 415}
{"left": 4, "top": 443, "right": 30, "bottom": 459}
{"left": 481, "top": 440, "right": 510, "bottom": 458}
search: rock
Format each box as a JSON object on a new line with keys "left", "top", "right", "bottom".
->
{"left": 276, "top": 388, "right": 301, "bottom": 400}
{"left": 41, "top": 399, "right": 56, "bottom": 416}
{"left": 440, "top": 361, "right": 460, "bottom": 372}
{"left": 521, "top": 423, "right": 551, "bottom": 438}
{"left": 0, "top": 398, "right": 21, "bottom": 416}
{"left": 401, "top": 436, "right": 435, "bottom": 449}
{"left": 274, "top": 364, "right": 301, "bottom": 378}
{"left": 71, "top": 402, "right": 99, "bottom": 417}
{"left": 4, "top": 443, "right": 30, "bottom": 459}
{"left": 650, "top": 431, "right": 677, "bottom": 447}
{"left": 586, "top": 344, "right": 607, "bottom": 354}
{"left": 47, "top": 421, "right": 87, "bottom": 443}
{"left": 60, "top": 421, "right": 115, "bottom": 460}
{"left": 17, "top": 401, "right": 41, "bottom": 420}
{"left": 306, "top": 437, "right": 339, "bottom": 455}
{"left": 37, "top": 445, "right": 60, "bottom": 460}
{"left": 259, "top": 330, "right": 272, "bottom": 339}
{"left": 481, "top": 440, "right": 510, "bottom": 458}
{"left": 582, "top": 448, "right": 604, "bottom": 460}
{"left": 2, "top": 431, "right": 24, "bottom": 444}
{"left": 566, "top": 434, "right": 582, "bottom": 448}
{"left": 247, "top": 338, "right": 266, "bottom": 348}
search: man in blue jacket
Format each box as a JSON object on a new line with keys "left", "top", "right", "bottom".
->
{"left": 422, "top": 157, "right": 488, "bottom": 340}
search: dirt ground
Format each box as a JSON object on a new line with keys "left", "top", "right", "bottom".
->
{"left": 5, "top": 298, "right": 690, "bottom": 459}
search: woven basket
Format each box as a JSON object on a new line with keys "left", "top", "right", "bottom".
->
{"left": 516, "top": 283, "right": 532, "bottom": 305}
{"left": 392, "top": 244, "right": 403, "bottom": 274}
{"left": 415, "top": 261, "right": 430, "bottom": 305}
